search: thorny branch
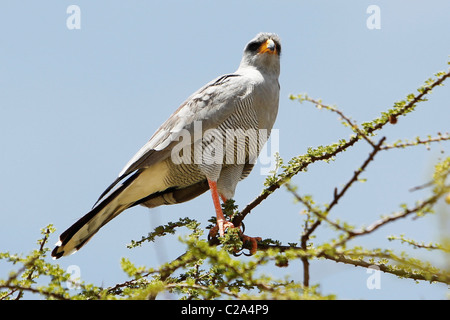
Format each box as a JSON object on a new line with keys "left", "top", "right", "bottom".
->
{"left": 380, "top": 132, "right": 450, "bottom": 151}
{"left": 285, "top": 137, "right": 386, "bottom": 286}
{"left": 300, "top": 137, "right": 386, "bottom": 243}
{"left": 3, "top": 227, "right": 52, "bottom": 300}
{"left": 239, "top": 185, "right": 449, "bottom": 284}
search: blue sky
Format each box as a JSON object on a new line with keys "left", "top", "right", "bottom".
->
{"left": 1, "top": 1, "right": 449, "bottom": 299}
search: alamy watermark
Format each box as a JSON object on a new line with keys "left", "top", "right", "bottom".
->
{"left": 66, "top": 5, "right": 81, "bottom": 30}
{"left": 66, "top": 265, "right": 82, "bottom": 290}
{"left": 167, "top": 121, "right": 279, "bottom": 176}
{"left": 65, "top": 5, "right": 381, "bottom": 32}
{"left": 366, "top": 265, "right": 381, "bottom": 289}
{"left": 366, "top": 5, "right": 381, "bottom": 30}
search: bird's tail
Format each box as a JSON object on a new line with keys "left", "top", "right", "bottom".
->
{"left": 52, "top": 186, "right": 128, "bottom": 259}
{"left": 51, "top": 173, "right": 140, "bottom": 259}
{"left": 51, "top": 160, "right": 209, "bottom": 259}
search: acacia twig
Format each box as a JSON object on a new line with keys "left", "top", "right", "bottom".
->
{"left": 301, "top": 137, "right": 386, "bottom": 244}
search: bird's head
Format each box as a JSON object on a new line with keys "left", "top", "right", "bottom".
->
{"left": 239, "top": 32, "right": 281, "bottom": 76}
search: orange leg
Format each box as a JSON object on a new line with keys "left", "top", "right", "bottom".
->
{"left": 208, "top": 180, "right": 234, "bottom": 237}
{"left": 207, "top": 180, "right": 261, "bottom": 255}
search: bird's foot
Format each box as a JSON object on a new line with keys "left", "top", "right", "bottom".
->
{"left": 240, "top": 234, "right": 262, "bottom": 256}
{"left": 208, "top": 221, "right": 261, "bottom": 256}
{"left": 209, "top": 219, "right": 235, "bottom": 238}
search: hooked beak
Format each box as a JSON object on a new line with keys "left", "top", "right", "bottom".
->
{"left": 258, "top": 39, "right": 277, "bottom": 55}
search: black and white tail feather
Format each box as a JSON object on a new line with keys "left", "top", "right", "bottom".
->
{"left": 51, "top": 168, "right": 209, "bottom": 259}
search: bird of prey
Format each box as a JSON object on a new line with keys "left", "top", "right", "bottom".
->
{"left": 52, "top": 32, "right": 281, "bottom": 259}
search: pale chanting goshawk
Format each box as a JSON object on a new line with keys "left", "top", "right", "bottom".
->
{"left": 52, "top": 32, "right": 281, "bottom": 259}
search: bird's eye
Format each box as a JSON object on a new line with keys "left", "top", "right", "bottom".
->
{"left": 246, "top": 41, "right": 263, "bottom": 53}
{"left": 274, "top": 41, "right": 281, "bottom": 55}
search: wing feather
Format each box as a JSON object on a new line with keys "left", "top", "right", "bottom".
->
{"left": 94, "top": 73, "right": 252, "bottom": 206}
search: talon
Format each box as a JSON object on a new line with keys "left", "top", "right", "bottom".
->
{"left": 208, "top": 223, "right": 262, "bottom": 256}
{"left": 242, "top": 234, "right": 262, "bottom": 255}
{"left": 208, "top": 221, "right": 234, "bottom": 239}
{"left": 208, "top": 225, "right": 219, "bottom": 240}
{"left": 217, "top": 220, "right": 234, "bottom": 237}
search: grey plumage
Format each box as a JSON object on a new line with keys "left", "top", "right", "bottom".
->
{"left": 52, "top": 32, "right": 281, "bottom": 259}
